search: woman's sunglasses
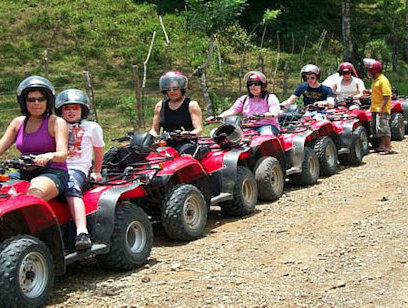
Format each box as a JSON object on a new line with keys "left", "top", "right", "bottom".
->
{"left": 167, "top": 87, "right": 180, "bottom": 92}
{"left": 248, "top": 81, "right": 262, "bottom": 87}
{"left": 26, "top": 97, "right": 46, "bottom": 103}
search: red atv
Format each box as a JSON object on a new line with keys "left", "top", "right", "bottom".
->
{"left": 103, "top": 132, "right": 211, "bottom": 242}
{"left": 389, "top": 91, "right": 407, "bottom": 141}
{"left": 280, "top": 105, "right": 339, "bottom": 179}
{"left": 0, "top": 156, "right": 153, "bottom": 307}
{"left": 309, "top": 100, "right": 365, "bottom": 165}
{"left": 204, "top": 115, "right": 285, "bottom": 203}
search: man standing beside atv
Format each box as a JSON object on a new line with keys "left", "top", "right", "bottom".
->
{"left": 281, "top": 64, "right": 335, "bottom": 109}
{"left": 363, "top": 58, "right": 394, "bottom": 155}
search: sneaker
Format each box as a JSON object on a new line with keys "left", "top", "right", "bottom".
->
{"left": 75, "top": 233, "right": 92, "bottom": 250}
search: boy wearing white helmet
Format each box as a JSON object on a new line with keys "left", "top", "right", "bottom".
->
{"left": 55, "top": 89, "right": 105, "bottom": 250}
{"left": 281, "top": 64, "right": 334, "bottom": 108}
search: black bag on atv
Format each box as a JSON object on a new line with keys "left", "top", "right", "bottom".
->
{"left": 103, "top": 132, "right": 154, "bottom": 170}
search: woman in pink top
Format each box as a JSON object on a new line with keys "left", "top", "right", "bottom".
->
{"left": 0, "top": 76, "right": 68, "bottom": 201}
{"left": 218, "top": 71, "right": 280, "bottom": 135}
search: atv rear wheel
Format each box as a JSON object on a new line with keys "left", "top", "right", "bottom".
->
{"left": 98, "top": 202, "right": 153, "bottom": 270}
{"left": 161, "top": 184, "right": 207, "bottom": 242}
{"left": 0, "top": 235, "right": 54, "bottom": 308}
{"left": 390, "top": 112, "right": 405, "bottom": 141}
{"left": 289, "top": 146, "right": 320, "bottom": 186}
{"left": 254, "top": 156, "right": 284, "bottom": 201}
{"left": 221, "top": 166, "right": 257, "bottom": 216}
{"left": 354, "top": 126, "right": 369, "bottom": 155}
{"left": 339, "top": 133, "right": 363, "bottom": 166}
{"left": 313, "top": 136, "right": 338, "bottom": 176}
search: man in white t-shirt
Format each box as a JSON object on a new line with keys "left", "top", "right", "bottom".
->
{"left": 55, "top": 89, "right": 105, "bottom": 250}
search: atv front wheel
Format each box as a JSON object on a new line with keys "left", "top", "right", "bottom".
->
{"left": 98, "top": 202, "right": 153, "bottom": 270}
{"left": 161, "top": 184, "right": 207, "bottom": 242}
{"left": 289, "top": 146, "right": 320, "bottom": 186}
{"left": 354, "top": 126, "right": 369, "bottom": 155}
{"left": 221, "top": 166, "right": 257, "bottom": 216}
{"left": 390, "top": 112, "right": 405, "bottom": 141}
{"left": 339, "top": 133, "right": 363, "bottom": 166}
{"left": 313, "top": 136, "right": 338, "bottom": 176}
{"left": 0, "top": 235, "right": 54, "bottom": 308}
{"left": 254, "top": 156, "right": 284, "bottom": 201}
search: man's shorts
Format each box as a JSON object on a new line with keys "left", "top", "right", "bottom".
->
{"left": 65, "top": 169, "right": 87, "bottom": 198}
{"left": 10, "top": 167, "right": 68, "bottom": 195}
{"left": 370, "top": 112, "right": 391, "bottom": 137}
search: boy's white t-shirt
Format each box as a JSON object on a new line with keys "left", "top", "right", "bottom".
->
{"left": 67, "top": 120, "right": 105, "bottom": 176}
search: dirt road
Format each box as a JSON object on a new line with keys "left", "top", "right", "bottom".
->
{"left": 49, "top": 138, "right": 408, "bottom": 307}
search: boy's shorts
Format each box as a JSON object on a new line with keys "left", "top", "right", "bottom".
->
{"left": 10, "top": 167, "right": 68, "bottom": 196}
{"left": 370, "top": 112, "right": 391, "bottom": 137}
{"left": 65, "top": 169, "right": 87, "bottom": 198}
{"left": 253, "top": 125, "right": 280, "bottom": 136}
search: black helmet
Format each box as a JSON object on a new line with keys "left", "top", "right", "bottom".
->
{"left": 211, "top": 124, "right": 243, "bottom": 148}
{"left": 16, "top": 76, "right": 55, "bottom": 116}
{"left": 55, "top": 89, "right": 90, "bottom": 119}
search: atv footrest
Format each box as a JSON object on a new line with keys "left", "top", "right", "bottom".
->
{"left": 210, "top": 192, "right": 233, "bottom": 206}
{"left": 338, "top": 148, "right": 350, "bottom": 155}
{"left": 65, "top": 244, "right": 108, "bottom": 264}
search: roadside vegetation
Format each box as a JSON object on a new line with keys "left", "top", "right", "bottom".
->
{"left": 0, "top": 0, "right": 407, "bottom": 154}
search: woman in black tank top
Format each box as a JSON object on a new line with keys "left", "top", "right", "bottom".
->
{"left": 149, "top": 70, "right": 203, "bottom": 139}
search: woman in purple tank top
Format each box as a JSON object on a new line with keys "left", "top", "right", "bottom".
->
{"left": 0, "top": 76, "right": 68, "bottom": 201}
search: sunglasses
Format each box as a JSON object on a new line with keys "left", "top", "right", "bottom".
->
{"left": 167, "top": 87, "right": 180, "bottom": 92}
{"left": 342, "top": 72, "right": 352, "bottom": 75}
{"left": 248, "top": 81, "right": 262, "bottom": 87}
{"left": 63, "top": 105, "right": 81, "bottom": 111}
{"left": 26, "top": 97, "right": 46, "bottom": 103}
{"left": 306, "top": 76, "right": 316, "bottom": 80}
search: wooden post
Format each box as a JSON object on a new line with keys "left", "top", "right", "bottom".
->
{"left": 159, "top": 15, "right": 170, "bottom": 71}
{"left": 82, "top": 71, "right": 97, "bottom": 122}
{"left": 44, "top": 50, "right": 49, "bottom": 79}
{"left": 141, "top": 31, "right": 156, "bottom": 129}
{"left": 283, "top": 61, "right": 289, "bottom": 97}
{"left": 132, "top": 64, "right": 142, "bottom": 130}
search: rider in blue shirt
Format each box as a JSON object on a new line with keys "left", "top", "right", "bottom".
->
{"left": 281, "top": 64, "right": 334, "bottom": 108}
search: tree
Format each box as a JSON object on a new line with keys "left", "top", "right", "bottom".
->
{"left": 187, "top": 0, "right": 247, "bottom": 116}
{"left": 342, "top": 0, "right": 353, "bottom": 62}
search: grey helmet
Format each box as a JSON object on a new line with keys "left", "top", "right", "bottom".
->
{"left": 16, "top": 76, "right": 56, "bottom": 116}
{"left": 55, "top": 89, "right": 90, "bottom": 119}
{"left": 159, "top": 70, "right": 188, "bottom": 94}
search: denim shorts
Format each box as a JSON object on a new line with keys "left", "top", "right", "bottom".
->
{"left": 65, "top": 169, "right": 87, "bottom": 198}
{"left": 253, "top": 125, "right": 280, "bottom": 136}
{"left": 10, "top": 167, "right": 69, "bottom": 196}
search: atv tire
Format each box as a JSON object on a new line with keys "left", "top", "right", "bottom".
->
{"left": 289, "top": 146, "right": 320, "bottom": 186}
{"left": 0, "top": 235, "right": 54, "bottom": 308}
{"left": 98, "top": 202, "right": 153, "bottom": 270}
{"left": 254, "top": 156, "right": 284, "bottom": 201}
{"left": 354, "top": 126, "right": 369, "bottom": 155}
{"left": 221, "top": 166, "right": 257, "bottom": 217}
{"left": 313, "top": 136, "right": 338, "bottom": 176}
{"left": 390, "top": 112, "right": 405, "bottom": 141}
{"left": 161, "top": 184, "right": 207, "bottom": 242}
{"left": 339, "top": 133, "right": 363, "bottom": 166}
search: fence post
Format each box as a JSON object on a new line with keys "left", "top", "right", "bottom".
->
{"left": 283, "top": 61, "right": 289, "bottom": 97}
{"left": 44, "top": 50, "right": 49, "bottom": 79}
{"left": 132, "top": 64, "right": 143, "bottom": 130}
{"left": 83, "top": 71, "right": 97, "bottom": 122}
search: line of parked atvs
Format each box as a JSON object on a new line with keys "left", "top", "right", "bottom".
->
{"left": 1, "top": 95, "right": 407, "bottom": 307}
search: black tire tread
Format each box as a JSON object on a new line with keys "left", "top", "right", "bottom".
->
{"left": 222, "top": 166, "right": 257, "bottom": 217}
{"left": 161, "top": 184, "right": 207, "bottom": 242}
{"left": 289, "top": 146, "right": 320, "bottom": 186}
{"left": 98, "top": 203, "right": 153, "bottom": 270}
{"left": 254, "top": 156, "right": 284, "bottom": 201}
{"left": 0, "top": 235, "right": 54, "bottom": 308}
{"left": 313, "top": 136, "right": 338, "bottom": 176}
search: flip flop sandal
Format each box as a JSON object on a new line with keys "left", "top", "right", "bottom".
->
{"left": 379, "top": 149, "right": 397, "bottom": 155}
